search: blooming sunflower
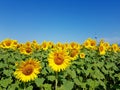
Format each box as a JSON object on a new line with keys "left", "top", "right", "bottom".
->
{"left": 69, "top": 49, "right": 79, "bottom": 60}
{"left": 80, "top": 53, "right": 85, "bottom": 59}
{"left": 19, "top": 44, "right": 33, "bottom": 55}
{"left": 112, "top": 44, "right": 119, "bottom": 53}
{"left": 48, "top": 49, "right": 70, "bottom": 72}
{"left": 99, "top": 44, "right": 106, "bottom": 55}
{"left": 83, "top": 39, "right": 91, "bottom": 49}
{"left": 14, "top": 58, "right": 41, "bottom": 82}
{"left": 70, "top": 42, "right": 80, "bottom": 50}
{"left": 41, "top": 41, "right": 50, "bottom": 51}
{"left": 103, "top": 42, "right": 110, "bottom": 51}
{"left": 32, "top": 40, "right": 41, "bottom": 50}
{"left": 0, "top": 38, "right": 18, "bottom": 49}
{"left": 83, "top": 38, "right": 97, "bottom": 49}
{"left": 89, "top": 39, "right": 97, "bottom": 49}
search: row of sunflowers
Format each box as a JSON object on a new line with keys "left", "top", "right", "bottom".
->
{"left": 0, "top": 38, "right": 120, "bottom": 90}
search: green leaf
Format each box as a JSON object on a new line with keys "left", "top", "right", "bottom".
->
{"left": 98, "top": 80, "right": 106, "bottom": 90}
{"left": 67, "top": 69, "right": 76, "bottom": 79}
{"left": 26, "top": 85, "right": 33, "bottom": 90}
{"left": 76, "top": 68, "right": 81, "bottom": 74}
{"left": 72, "top": 60, "right": 84, "bottom": 66}
{"left": 86, "top": 79, "right": 99, "bottom": 89}
{"left": 3, "top": 70, "right": 13, "bottom": 76}
{"left": 114, "top": 73, "right": 120, "bottom": 80}
{"left": 57, "top": 85, "right": 66, "bottom": 90}
{"left": 0, "top": 87, "right": 2, "bottom": 90}
{"left": 108, "top": 70, "right": 114, "bottom": 75}
{"left": 84, "top": 68, "right": 93, "bottom": 77}
{"left": 41, "top": 62, "right": 45, "bottom": 67}
{"left": 47, "top": 75, "right": 55, "bottom": 81}
{"left": 0, "top": 63, "right": 8, "bottom": 68}
{"left": 46, "top": 66, "right": 54, "bottom": 73}
{"left": 71, "top": 70, "right": 76, "bottom": 79}
{"left": 35, "top": 78, "right": 45, "bottom": 87}
{"left": 0, "top": 62, "right": 4, "bottom": 68}
{"left": 74, "top": 78, "right": 81, "bottom": 85}
{"left": 43, "top": 84, "right": 51, "bottom": 90}
{"left": 79, "top": 82, "right": 86, "bottom": 89}
{"left": 8, "top": 83, "right": 19, "bottom": 90}
{"left": 0, "top": 78, "right": 13, "bottom": 88}
{"left": 63, "top": 81, "right": 74, "bottom": 90}
{"left": 7, "top": 57, "right": 15, "bottom": 63}
{"left": 97, "top": 61, "right": 104, "bottom": 68}
{"left": 41, "top": 68, "right": 48, "bottom": 75}
{"left": 105, "top": 62, "right": 115, "bottom": 69}
{"left": 92, "top": 69, "right": 105, "bottom": 79}
{"left": 79, "top": 77, "right": 83, "bottom": 82}
{"left": 101, "top": 67, "right": 108, "bottom": 74}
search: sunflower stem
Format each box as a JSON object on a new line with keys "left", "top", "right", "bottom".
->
{"left": 55, "top": 72, "right": 58, "bottom": 90}
{"left": 23, "top": 82, "right": 26, "bottom": 90}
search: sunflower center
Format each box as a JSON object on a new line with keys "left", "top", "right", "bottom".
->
{"left": 70, "top": 49, "right": 78, "bottom": 57}
{"left": 26, "top": 47, "right": 32, "bottom": 53}
{"left": 22, "top": 64, "right": 34, "bottom": 75}
{"left": 91, "top": 42, "right": 95, "bottom": 46}
{"left": 99, "top": 46, "right": 104, "bottom": 52}
{"left": 85, "top": 42, "right": 89, "bottom": 46}
{"left": 113, "top": 46, "right": 117, "bottom": 50}
{"left": 43, "top": 43, "right": 47, "bottom": 48}
{"left": 54, "top": 53, "right": 64, "bottom": 65}
{"left": 80, "top": 53, "right": 85, "bottom": 58}
{"left": 6, "top": 41, "right": 11, "bottom": 46}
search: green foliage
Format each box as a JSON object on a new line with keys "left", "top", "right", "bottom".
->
{"left": 0, "top": 41, "right": 120, "bottom": 90}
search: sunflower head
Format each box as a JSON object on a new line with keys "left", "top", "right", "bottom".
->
{"left": 99, "top": 39, "right": 105, "bottom": 45}
{"left": 83, "top": 39, "right": 91, "bottom": 49}
{"left": 112, "top": 44, "right": 119, "bottom": 53}
{"left": 70, "top": 42, "right": 80, "bottom": 50}
{"left": 54, "top": 42, "right": 66, "bottom": 50}
{"left": 89, "top": 39, "right": 97, "bottom": 49}
{"left": 31, "top": 40, "right": 41, "bottom": 50}
{"left": 48, "top": 41, "right": 54, "bottom": 48}
{"left": 103, "top": 42, "right": 110, "bottom": 50}
{"left": 19, "top": 44, "right": 33, "bottom": 55}
{"left": 83, "top": 38, "right": 97, "bottom": 49}
{"left": 0, "top": 38, "right": 18, "bottom": 49}
{"left": 69, "top": 49, "right": 79, "bottom": 60}
{"left": 40, "top": 41, "right": 50, "bottom": 51}
{"left": 48, "top": 49, "right": 70, "bottom": 72}
{"left": 80, "top": 53, "right": 85, "bottom": 59}
{"left": 14, "top": 58, "right": 41, "bottom": 82}
{"left": 99, "top": 44, "right": 106, "bottom": 55}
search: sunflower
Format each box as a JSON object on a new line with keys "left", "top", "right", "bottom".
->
{"left": 32, "top": 40, "right": 41, "bottom": 50}
{"left": 89, "top": 39, "right": 97, "bottom": 49}
{"left": 54, "top": 42, "right": 69, "bottom": 51}
{"left": 70, "top": 42, "right": 80, "bottom": 50}
{"left": 83, "top": 38, "right": 97, "bottom": 49}
{"left": 55, "top": 42, "right": 65, "bottom": 50}
{"left": 69, "top": 49, "right": 79, "bottom": 60}
{"left": 14, "top": 58, "right": 41, "bottom": 82}
{"left": 99, "top": 44, "right": 106, "bottom": 55}
{"left": 19, "top": 44, "right": 33, "bottom": 55}
{"left": 112, "top": 44, "right": 119, "bottom": 53}
{"left": 83, "top": 39, "right": 91, "bottom": 49}
{"left": 80, "top": 53, "right": 85, "bottom": 59}
{"left": 103, "top": 42, "right": 110, "bottom": 51}
{"left": 41, "top": 41, "right": 50, "bottom": 51}
{"left": 48, "top": 49, "right": 70, "bottom": 72}
{"left": 0, "top": 38, "right": 18, "bottom": 49}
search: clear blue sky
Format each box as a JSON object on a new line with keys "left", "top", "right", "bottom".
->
{"left": 0, "top": 0, "right": 120, "bottom": 43}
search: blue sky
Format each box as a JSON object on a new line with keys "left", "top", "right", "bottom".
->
{"left": 0, "top": 0, "right": 120, "bottom": 44}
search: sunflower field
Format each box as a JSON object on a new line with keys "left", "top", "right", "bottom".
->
{"left": 0, "top": 38, "right": 120, "bottom": 90}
